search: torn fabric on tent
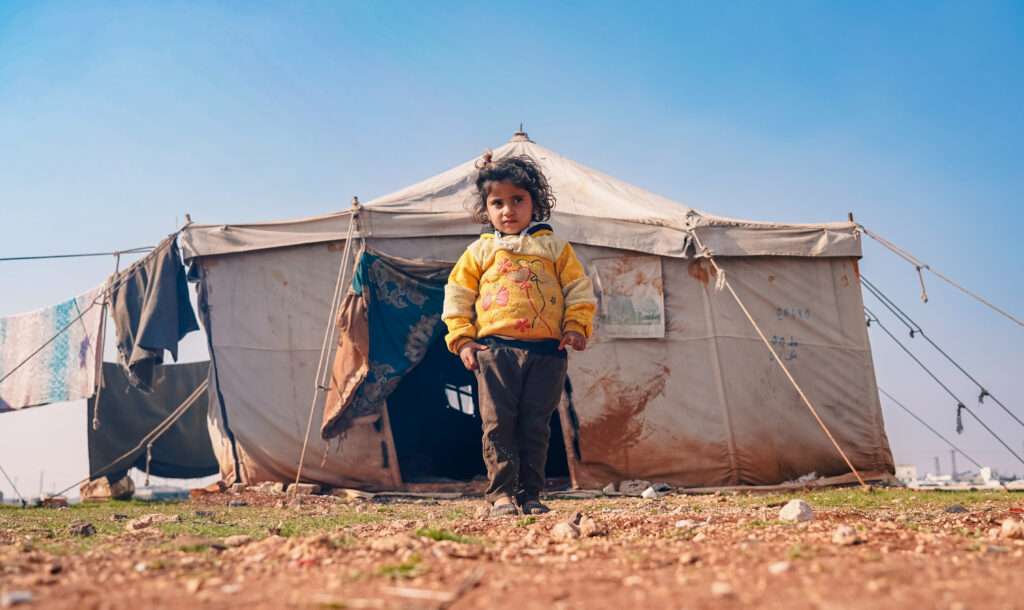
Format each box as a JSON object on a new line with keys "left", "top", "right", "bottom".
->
{"left": 87, "top": 361, "right": 218, "bottom": 481}
{"left": 322, "top": 250, "right": 451, "bottom": 439}
{"left": 0, "top": 284, "right": 105, "bottom": 411}
{"left": 110, "top": 236, "right": 200, "bottom": 392}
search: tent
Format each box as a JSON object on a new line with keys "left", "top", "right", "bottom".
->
{"left": 181, "top": 131, "right": 894, "bottom": 490}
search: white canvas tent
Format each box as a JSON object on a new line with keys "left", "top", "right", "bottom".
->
{"left": 181, "top": 131, "right": 894, "bottom": 490}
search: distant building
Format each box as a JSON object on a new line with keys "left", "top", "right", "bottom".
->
{"left": 895, "top": 464, "right": 917, "bottom": 485}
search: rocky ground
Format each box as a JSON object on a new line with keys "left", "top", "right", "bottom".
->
{"left": 1, "top": 487, "right": 1023, "bottom": 609}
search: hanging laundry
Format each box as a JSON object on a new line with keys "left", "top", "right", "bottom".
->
{"left": 87, "top": 361, "right": 218, "bottom": 481}
{"left": 0, "top": 284, "right": 105, "bottom": 412}
{"left": 109, "top": 236, "right": 200, "bottom": 392}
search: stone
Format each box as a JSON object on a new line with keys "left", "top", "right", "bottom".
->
{"left": 40, "top": 496, "right": 68, "bottom": 508}
{"left": 369, "top": 534, "right": 418, "bottom": 553}
{"left": 222, "top": 535, "right": 254, "bottom": 548}
{"left": 258, "top": 482, "right": 286, "bottom": 495}
{"left": 678, "top": 552, "right": 698, "bottom": 565}
{"left": 1002, "top": 519, "right": 1023, "bottom": 540}
{"left": 641, "top": 486, "right": 661, "bottom": 499}
{"left": 230, "top": 484, "right": 246, "bottom": 494}
{"left": 675, "top": 518, "right": 711, "bottom": 529}
{"left": 550, "top": 521, "right": 581, "bottom": 541}
{"left": 832, "top": 524, "right": 862, "bottom": 546}
{"left": 710, "top": 581, "right": 734, "bottom": 598}
{"left": 0, "top": 591, "right": 32, "bottom": 607}
{"left": 287, "top": 483, "right": 321, "bottom": 495}
{"left": 80, "top": 475, "right": 135, "bottom": 501}
{"left": 618, "top": 480, "right": 651, "bottom": 496}
{"left": 126, "top": 513, "right": 181, "bottom": 531}
{"left": 227, "top": 501, "right": 247, "bottom": 507}
{"left": 778, "top": 499, "right": 813, "bottom": 523}
{"left": 66, "top": 523, "right": 96, "bottom": 537}
{"left": 602, "top": 483, "right": 617, "bottom": 495}
{"left": 768, "top": 561, "right": 790, "bottom": 574}
{"left": 945, "top": 504, "right": 969, "bottom": 514}
{"left": 579, "top": 515, "right": 606, "bottom": 537}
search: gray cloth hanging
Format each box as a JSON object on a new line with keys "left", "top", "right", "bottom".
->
{"left": 109, "top": 236, "right": 199, "bottom": 392}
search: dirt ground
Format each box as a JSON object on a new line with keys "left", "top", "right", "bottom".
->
{"left": 2, "top": 487, "right": 1023, "bottom": 609}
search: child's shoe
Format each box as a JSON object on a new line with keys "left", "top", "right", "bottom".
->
{"left": 520, "top": 498, "right": 550, "bottom": 514}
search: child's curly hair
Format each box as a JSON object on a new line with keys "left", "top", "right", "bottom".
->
{"left": 468, "top": 151, "right": 556, "bottom": 225}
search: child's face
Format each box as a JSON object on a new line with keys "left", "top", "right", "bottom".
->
{"left": 485, "top": 181, "right": 534, "bottom": 234}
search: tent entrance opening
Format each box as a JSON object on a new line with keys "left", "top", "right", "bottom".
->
{"left": 386, "top": 337, "right": 570, "bottom": 484}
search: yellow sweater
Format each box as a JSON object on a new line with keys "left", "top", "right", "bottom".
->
{"left": 443, "top": 224, "right": 597, "bottom": 354}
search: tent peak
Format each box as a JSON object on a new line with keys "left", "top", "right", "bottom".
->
{"left": 510, "top": 130, "right": 532, "bottom": 143}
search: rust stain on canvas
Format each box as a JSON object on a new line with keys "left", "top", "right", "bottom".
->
{"left": 687, "top": 259, "right": 717, "bottom": 286}
{"left": 579, "top": 364, "right": 669, "bottom": 453}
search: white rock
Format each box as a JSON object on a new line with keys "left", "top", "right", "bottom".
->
{"left": 832, "top": 524, "right": 861, "bottom": 546}
{"left": 601, "top": 483, "right": 617, "bottom": 495}
{"left": 579, "top": 515, "right": 606, "bottom": 537}
{"left": 550, "top": 521, "right": 581, "bottom": 541}
{"left": 1002, "top": 518, "right": 1023, "bottom": 540}
{"left": 641, "top": 486, "right": 660, "bottom": 499}
{"left": 675, "top": 517, "right": 711, "bottom": 529}
{"left": 134, "top": 562, "right": 148, "bottom": 572}
{"left": 0, "top": 591, "right": 32, "bottom": 607}
{"left": 768, "top": 561, "right": 790, "bottom": 574}
{"left": 126, "top": 513, "right": 181, "bottom": 532}
{"left": 711, "top": 581, "right": 734, "bottom": 598}
{"left": 778, "top": 499, "right": 813, "bottom": 523}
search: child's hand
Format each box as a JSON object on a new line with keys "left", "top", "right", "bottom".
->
{"left": 558, "top": 331, "right": 587, "bottom": 351}
{"left": 459, "top": 341, "right": 488, "bottom": 371}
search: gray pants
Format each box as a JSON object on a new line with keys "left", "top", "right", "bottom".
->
{"left": 474, "top": 338, "right": 567, "bottom": 504}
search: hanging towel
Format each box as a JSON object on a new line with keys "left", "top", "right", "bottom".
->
{"left": 87, "top": 361, "right": 218, "bottom": 481}
{"left": 109, "top": 236, "right": 200, "bottom": 392}
{"left": 0, "top": 284, "right": 105, "bottom": 412}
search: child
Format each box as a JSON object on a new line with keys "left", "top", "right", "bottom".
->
{"left": 442, "top": 152, "right": 596, "bottom": 516}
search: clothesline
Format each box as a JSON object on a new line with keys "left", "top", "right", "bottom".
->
{"left": 0, "top": 246, "right": 154, "bottom": 262}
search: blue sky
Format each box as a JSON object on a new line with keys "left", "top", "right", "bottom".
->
{"left": 1, "top": 1, "right": 1022, "bottom": 498}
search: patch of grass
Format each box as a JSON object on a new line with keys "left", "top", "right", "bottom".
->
{"left": 376, "top": 554, "right": 425, "bottom": 579}
{"left": 514, "top": 517, "right": 537, "bottom": 528}
{"left": 415, "top": 528, "right": 477, "bottom": 544}
{"left": 742, "top": 519, "right": 778, "bottom": 530}
{"left": 178, "top": 543, "right": 209, "bottom": 553}
{"left": 663, "top": 529, "right": 695, "bottom": 540}
{"left": 787, "top": 543, "right": 818, "bottom": 559}
{"left": 861, "top": 552, "right": 881, "bottom": 563}
{"left": 736, "top": 488, "right": 1017, "bottom": 511}
{"left": 955, "top": 528, "right": 982, "bottom": 539}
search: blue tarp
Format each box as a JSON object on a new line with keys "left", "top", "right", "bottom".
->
{"left": 345, "top": 252, "right": 449, "bottom": 419}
